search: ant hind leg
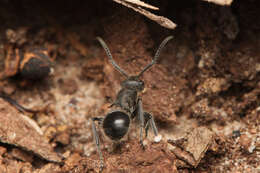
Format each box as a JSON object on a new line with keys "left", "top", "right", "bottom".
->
{"left": 137, "top": 98, "right": 145, "bottom": 149}
{"left": 91, "top": 117, "right": 105, "bottom": 172}
{"left": 144, "top": 112, "right": 159, "bottom": 138}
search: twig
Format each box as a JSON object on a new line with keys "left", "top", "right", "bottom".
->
{"left": 113, "top": 0, "right": 177, "bottom": 30}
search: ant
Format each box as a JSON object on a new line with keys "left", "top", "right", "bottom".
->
{"left": 92, "top": 36, "right": 173, "bottom": 171}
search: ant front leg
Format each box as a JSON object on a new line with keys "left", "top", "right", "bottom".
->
{"left": 91, "top": 117, "right": 104, "bottom": 172}
{"left": 137, "top": 98, "right": 145, "bottom": 149}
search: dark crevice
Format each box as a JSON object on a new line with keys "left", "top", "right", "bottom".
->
{"left": 218, "top": 82, "right": 254, "bottom": 101}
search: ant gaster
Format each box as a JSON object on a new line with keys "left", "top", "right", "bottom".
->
{"left": 92, "top": 36, "right": 173, "bottom": 171}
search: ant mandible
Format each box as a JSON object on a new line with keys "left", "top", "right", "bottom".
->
{"left": 92, "top": 36, "right": 173, "bottom": 171}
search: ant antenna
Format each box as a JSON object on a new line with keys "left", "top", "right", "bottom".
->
{"left": 96, "top": 37, "right": 129, "bottom": 78}
{"left": 138, "top": 36, "right": 173, "bottom": 77}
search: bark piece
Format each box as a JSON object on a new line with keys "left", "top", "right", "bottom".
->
{"left": 0, "top": 99, "right": 61, "bottom": 163}
{"left": 120, "top": 0, "right": 159, "bottom": 10}
{"left": 113, "top": 0, "right": 176, "bottom": 29}
{"left": 185, "top": 127, "right": 213, "bottom": 164}
{"left": 203, "top": 0, "right": 233, "bottom": 6}
{"left": 169, "top": 127, "right": 214, "bottom": 167}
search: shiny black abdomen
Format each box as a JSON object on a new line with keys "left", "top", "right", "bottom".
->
{"left": 103, "top": 111, "right": 130, "bottom": 141}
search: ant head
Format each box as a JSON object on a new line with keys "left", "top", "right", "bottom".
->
{"left": 96, "top": 36, "right": 173, "bottom": 87}
{"left": 121, "top": 76, "right": 144, "bottom": 91}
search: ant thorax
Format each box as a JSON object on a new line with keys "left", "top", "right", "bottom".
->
{"left": 112, "top": 76, "right": 144, "bottom": 113}
{"left": 114, "top": 88, "right": 138, "bottom": 114}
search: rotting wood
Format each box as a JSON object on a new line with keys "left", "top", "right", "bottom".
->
{"left": 0, "top": 99, "right": 61, "bottom": 163}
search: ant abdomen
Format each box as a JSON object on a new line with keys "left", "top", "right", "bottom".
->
{"left": 103, "top": 110, "right": 130, "bottom": 141}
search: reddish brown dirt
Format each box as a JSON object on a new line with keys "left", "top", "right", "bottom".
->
{"left": 0, "top": 0, "right": 259, "bottom": 172}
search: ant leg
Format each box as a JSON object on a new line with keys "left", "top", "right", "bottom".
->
{"left": 144, "top": 112, "right": 159, "bottom": 138}
{"left": 137, "top": 98, "right": 145, "bottom": 148}
{"left": 144, "top": 113, "right": 151, "bottom": 138}
{"left": 91, "top": 117, "right": 104, "bottom": 171}
{"left": 0, "top": 93, "right": 38, "bottom": 114}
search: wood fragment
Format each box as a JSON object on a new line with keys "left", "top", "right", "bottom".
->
{"left": 122, "top": 0, "right": 159, "bottom": 10}
{"left": 113, "top": 0, "right": 176, "bottom": 30}
{"left": 203, "top": 0, "right": 233, "bottom": 6}
{"left": 185, "top": 127, "right": 213, "bottom": 166}
{"left": 170, "top": 146, "right": 196, "bottom": 167}
{"left": 4, "top": 45, "right": 20, "bottom": 77}
{"left": 168, "top": 127, "right": 214, "bottom": 167}
{"left": 0, "top": 99, "right": 61, "bottom": 163}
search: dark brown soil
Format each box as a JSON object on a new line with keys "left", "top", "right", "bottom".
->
{"left": 0, "top": 0, "right": 259, "bottom": 172}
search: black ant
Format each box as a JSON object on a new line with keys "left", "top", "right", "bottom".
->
{"left": 92, "top": 36, "right": 173, "bottom": 171}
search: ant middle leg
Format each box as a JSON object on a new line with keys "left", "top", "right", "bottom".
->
{"left": 136, "top": 99, "right": 160, "bottom": 146}
{"left": 137, "top": 98, "right": 145, "bottom": 148}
